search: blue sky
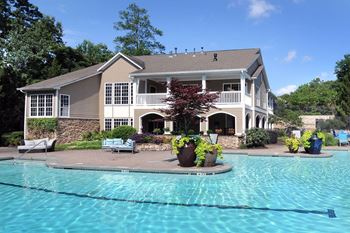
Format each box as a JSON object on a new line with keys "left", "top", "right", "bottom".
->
{"left": 32, "top": 0, "right": 350, "bottom": 95}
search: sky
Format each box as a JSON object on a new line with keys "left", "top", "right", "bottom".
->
{"left": 32, "top": 0, "right": 350, "bottom": 95}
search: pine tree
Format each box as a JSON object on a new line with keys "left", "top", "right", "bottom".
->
{"left": 114, "top": 3, "right": 165, "bottom": 55}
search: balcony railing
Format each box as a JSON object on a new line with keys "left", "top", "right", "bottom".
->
{"left": 136, "top": 93, "right": 166, "bottom": 105}
{"left": 214, "top": 91, "right": 241, "bottom": 104}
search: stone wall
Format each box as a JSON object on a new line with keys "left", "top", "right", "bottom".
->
{"left": 27, "top": 118, "right": 100, "bottom": 144}
{"left": 57, "top": 118, "right": 99, "bottom": 144}
{"left": 136, "top": 143, "right": 172, "bottom": 151}
{"left": 203, "top": 135, "right": 243, "bottom": 149}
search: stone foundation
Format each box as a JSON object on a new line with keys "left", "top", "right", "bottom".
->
{"left": 27, "top": 118, "right": 100, "bottom": 144}
{"left": 136, "top": 143, "right": 172, "bottom": 151}
{"left": 203, "top": 135, "right": 243, "bottom": 149}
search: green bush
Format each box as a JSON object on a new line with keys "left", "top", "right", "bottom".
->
{"left": 27, "top": 118, "right": 58, "bottom": 132}
{"left": 266, "top": 130, "right": 278, "bottom": 144}
{"left": 317, "top": 118, "right": 346, "bottom": 131}
{"left": 245, "top": 128, "right": 270, "bottom": 148}
{"left": 325, "top": 133, "right": 338, "bottom": 146}
{"left": 1, "top": 131, "right": 24, "bottom": 146}
{"left": 81, "top": 130, "right": 113, "bottom": 141}
{"left": 111, "top": 126, "right": 137, "bottom": 141}
{"left": 301, "top": 130, "right": 313, "bottom": 149}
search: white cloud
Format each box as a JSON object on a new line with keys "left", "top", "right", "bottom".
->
{"left": 276, "top": 85, "right": 297, "bottom": 95}
{"left": 302, "top": 55, "right": 312, "bottom": 62}
{"left": 248, "top": 0, "right": 276, "bottom": 19}
{"left": 283, "top": 50, "right": 297, "bottom": 63}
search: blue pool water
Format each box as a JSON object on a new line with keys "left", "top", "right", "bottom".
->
{"left": 0, "top": 151, "right": 349, "bottom": 233}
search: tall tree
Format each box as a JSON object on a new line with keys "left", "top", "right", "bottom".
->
{"left": 113, "top": 3, "right": 165, "bottom": 55}
{"left": 335, "top": 54, "right": 350, "bottom": 126}
{"left": 76, "top": 40, "right": 113, "bottom": 65}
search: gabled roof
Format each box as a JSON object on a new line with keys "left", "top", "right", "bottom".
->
{"left": 130, "top": 48, "right": 261, "bottom": 76}
{"left": 18, "top": 63, "right": 103, "bottom": 91}
{"left": 97, "top": 52, "right": 144, "bottom": 72}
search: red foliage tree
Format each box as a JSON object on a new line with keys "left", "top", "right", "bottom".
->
{"left": 160, "top": 79, "right": 218, "bottom": 135}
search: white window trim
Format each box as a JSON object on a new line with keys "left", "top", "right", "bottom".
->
{"left": 59, "top": 94, "right": 70, "bottom": 118}
{"left": 114, "top": 82, "right": 130, "bottom": 105}
{"left": 29, "top": 94, "right": 54, "bottom": 118}
{"left": 222, "top": 83, "right": 241, "bottom": 92}
{"left": 104, "top": 117, "right": 134, "bottom": 131}
{"left": 104, "top": 118, "right": 112, "bottom": 131}
{"left": 104, "top": 82, "right": 113, "bottom": 105}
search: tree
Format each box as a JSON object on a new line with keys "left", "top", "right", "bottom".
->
{"left": 76, "top": 40, "right": 113, "bottom": 65}
{"left": 113, "top": 3, "right": 165, "bottom": 55}
{"left": 335, "top": 54, "right": 350, "bottom": 126}
{"left": 160, "top": 80, "right": 218, "bottom": 135}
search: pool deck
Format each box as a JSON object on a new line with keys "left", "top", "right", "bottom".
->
{"left": 0, "top": 144, "right": 346, "bottom": 175}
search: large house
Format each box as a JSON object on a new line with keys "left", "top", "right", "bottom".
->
{"left": 18, "top": 48, "right": 274, "bottom": 143}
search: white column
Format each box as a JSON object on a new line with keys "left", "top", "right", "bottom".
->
{"left": 266, "top": 89, "right": 270, "bottom": 129}
{"left": 24, "top": 93, "right": 28, "bottom": 139}
{"left": 55, "top": 89, "right": 59, "bottom": 117}
{"left": 166, "top": 77, "right": 171, "bottom": 97}
{"left": 144, "top": 79, "right": 148, "bottom": 93}
{"left": 252, "top": 77, "right": 256, "bottom": 128}
{"left": 133, "top": 78, "right": 137, "bottom": 106}
{"left": 201, "top": 75, "right": 207, "bottom": 92}
{"left": 240, "top": 71, "right": 246, "bottom": 134}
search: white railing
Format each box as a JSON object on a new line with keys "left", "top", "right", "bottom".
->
{"left": 136, "top": 93, "right": 166, "bottom": 105}
{"left": 215, "top": 91, "right": 241, "bottom": 104}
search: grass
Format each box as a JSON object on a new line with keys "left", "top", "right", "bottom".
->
{"left": 55, "top": 140, "right": 101, "bottom": 151}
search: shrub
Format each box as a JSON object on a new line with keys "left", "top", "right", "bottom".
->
{"left": 131, "top": 133, "right": 154, "bottom": 143}
{"left": 1, "top": 131, "right": 24, "bottom": 146}
{"left": 27, "top": 118, "right": 58, "bottom": 133}
{"left": 284, "top": 136, "right": 301, "bottom": 153}
{"left": 266, "top": 130, "right": 278, "bottom": 144}
{"left": 317, "top": 118, "right": 347, "bottom": 131}
{"left": 245, "top": 128, "right": 270, "bottom": 148}
{"left": 153, "top": 128, "right": 162, "bottom": 135}
{"left": 187, "top": 129, "right": 195, "bottom": 135}
{"left": 325, "top": 133, "right": 338, "bottom": 146}
{"left": 301, "top": 130, "right": 326, "bottom": 149}
{"left": 111, "top": 126, "right": 137, "bottom": 141}
{"left": 81, "top": 130, "right": 112, "bottom": 141}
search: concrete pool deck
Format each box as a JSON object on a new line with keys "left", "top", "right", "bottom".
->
{"left": 0, "top": 144, "right": 345, "bottom": 175}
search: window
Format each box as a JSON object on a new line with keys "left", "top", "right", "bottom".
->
{"left": 30, "top": 94, "right": 53, "bottom": 117}
{"left": 105, "top": 83, "right": 112, "bottom": 104}
{"left": 223, "top": 83, "right": 240, "bottom": 91}
{"left": 114, "top": 83, "right": 129, "bottom": 104}
{"left": 60, "top": 95, "right": 70, "bottom": 117}
{"left": 105, "top": 118, "right": 112, "bottom": 131}
{"left": 114, "top": 118, "right": 129, "bottom": 128}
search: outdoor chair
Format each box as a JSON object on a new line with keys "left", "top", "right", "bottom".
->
{"left": 102, "top": 138, "right": 124, "bottom": 150}
{"left": 111, "top": 139, "right": 136, "bottom": 154}
{"left": 338, "top": 132, "right": 349, "bottom": 146}
{"left": 18, "top": 138, "right": 56, "bottom": 153}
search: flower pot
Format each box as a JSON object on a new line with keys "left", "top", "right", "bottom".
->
{"left": 308, "top": 138, "right": 323, "bottom": 154}
{"left": 288, "top": 146, "right": 299, "bottom": 153}
{"left": 204, "top": 149, "right": 217, "bottom": 167}
{"left": 177, "top": 144, "right": 196, "bottom": 167}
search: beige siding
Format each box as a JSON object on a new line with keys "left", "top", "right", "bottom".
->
{"left": 99, "top": 58, "right": 139, "bottom": 129}
{"left": 59, "top": 74, "right": 100, "bottom": 119}
{"left": 206, "top": 79, "right": 240, "bottom": 91}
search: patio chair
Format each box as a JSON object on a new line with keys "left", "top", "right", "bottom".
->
{"left": 18, "top": 138, "right": 56, "bottom": 153}
{"left": 102, "top": 138, "right": 123, "bottom": 150}
{"left": 111, "top": 139, "right": 136, "bottom": 154}
{"left": 338, "top": 132, "right": 349, "bottom": 146}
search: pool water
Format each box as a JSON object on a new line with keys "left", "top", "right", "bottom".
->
{"left": 0, "top": 151, "right": 349, "bottom": 233}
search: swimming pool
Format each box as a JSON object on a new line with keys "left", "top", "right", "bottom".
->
{"left": 0, "top": 151, "right": 349, "bottom": 233}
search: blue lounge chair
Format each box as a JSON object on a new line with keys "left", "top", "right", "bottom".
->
{"left": 111, "top": 139, "right": 136, "bottom": 154}
{"left": 338, "top": 132, "right": 349, "bottom": 146}
{"left": 102, "top": 138, "right": 123, "bottom": 150}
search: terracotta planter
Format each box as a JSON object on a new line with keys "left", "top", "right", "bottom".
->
{"left": 204, "top": 149, "right": 217, "bottom": 167}
{"left": 177, "top": 144, "right": 196, "bottom": 167}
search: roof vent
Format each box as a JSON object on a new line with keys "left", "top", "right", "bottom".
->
{"left": 192, "top": 48, "right": 196, "bottom": 57}
{"left": 201, "top": 47, "right": 204, "bottom": 54}
{"left": 174, "top": 47, "right": 178, "bottom": 56}
{"left": 213, "top": 53, "right": 218, "bottom": 61}
{"left": 185, "top": 49, "right": 188, "bottom": 55}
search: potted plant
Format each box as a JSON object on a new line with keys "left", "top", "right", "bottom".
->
{"left": 195, "top": 139, "right": 223, "bottom": 167}
{"left": 172, "top": 135, "right": 200, "bottom": 167}
{"left": 163, "top": 127, "right": 170, "bottom": 135}
{"left": 153, "top": 128, "right": 162, "bottom": 135}
{"left": 285, "top": 135, "right": 301, "bottom": 153}
{"left": 301, "top": 130, "right": 326, "bottom": 154}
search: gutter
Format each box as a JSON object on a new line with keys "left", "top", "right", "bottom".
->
{"left": 130, "top": 68, "right": 247, "bottom": 77}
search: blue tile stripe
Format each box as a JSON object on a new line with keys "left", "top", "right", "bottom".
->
{"left": 0, "top": 181, "right": 336, "bottom": 218}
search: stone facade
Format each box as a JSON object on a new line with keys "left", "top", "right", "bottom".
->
{"left": 56, "top": 118, "right": 99, "bottom": 144}
{"left": 27, "top": 118, "right": 100, "bottom": 144}
{"left": 203, "top": 135, "right": 243, "bottom": 149}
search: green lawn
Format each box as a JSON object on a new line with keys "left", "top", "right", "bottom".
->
{"left": 55, "top": 140, "right": 102, "bottom": 151}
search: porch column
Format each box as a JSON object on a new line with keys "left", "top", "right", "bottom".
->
{"left": 133, "top": 78, "right": 138, "bottom": 106}
{"left": 144, "top": 79, "right": 148, "bottom": 93}
{"left": 166, "top": 77, "right": 171, "bottom": 97}
{"left": 54, "top": 89, "right": 59, "bottom": 117}
{"left": 240, "top": 71, "right": 246, "bottom": 134}
{"left": 266, "top": 89, "right": 270, "bottom": 129}
{"left": 252, "top": 77, "right": 256, "bottom": 128}
{"left": 201, "top": 75, "right": 207, "bottom": 92}
{"left": 24, "top": 93, "right": 28, "bottom": 139}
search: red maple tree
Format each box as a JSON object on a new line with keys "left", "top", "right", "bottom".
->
{"left": 160, "top": 79, "right": 218, "bottom": 135}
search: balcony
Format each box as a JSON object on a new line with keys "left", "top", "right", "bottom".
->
{"left": 136, "top": 93, "right": 166, "bottom": 105}
{"left": 214, "top": 91, "right": 241, "bottom": 104}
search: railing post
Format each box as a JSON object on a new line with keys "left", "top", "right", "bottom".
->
{"left": 201, "top": 75, "right": 206, "bottom": 92}
{"left": 166, "top": 77, "right": 171, "bottom": 97}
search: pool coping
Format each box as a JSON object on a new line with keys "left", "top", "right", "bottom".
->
{"left": 224, "top": 151, "right": 333, "bottom": 158}
{"left": 46, "top": 162, "right": 233, "bottom": 175}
